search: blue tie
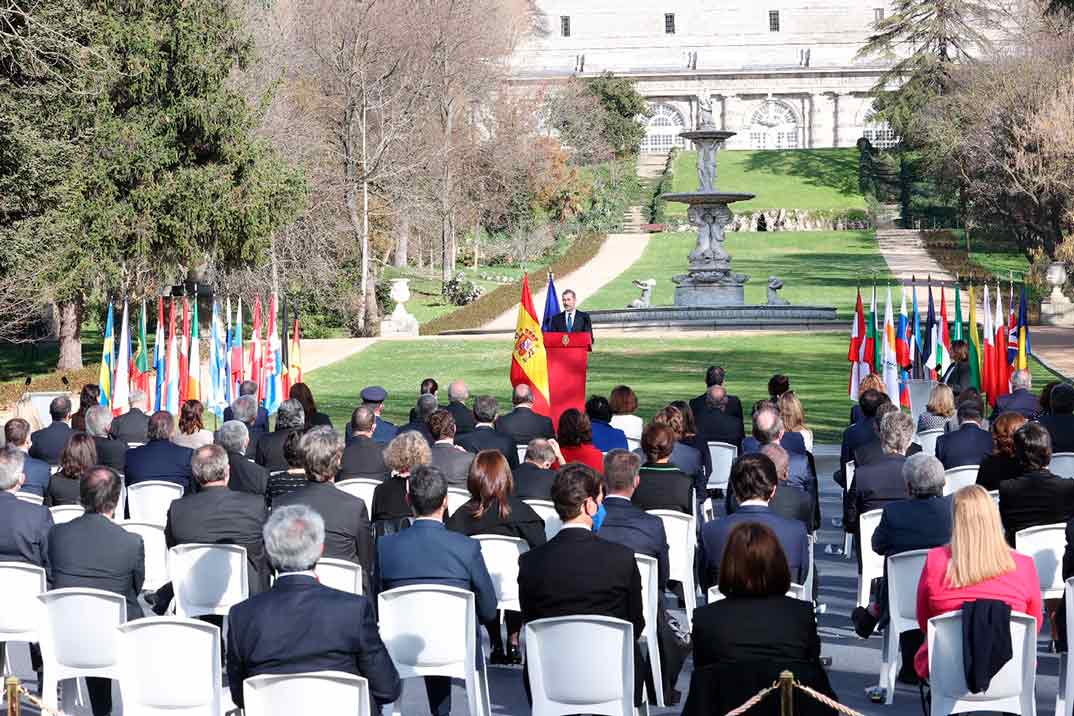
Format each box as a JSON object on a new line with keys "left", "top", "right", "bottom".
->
{"left": 567, "top": 313, "right": 574, "bottom": 332}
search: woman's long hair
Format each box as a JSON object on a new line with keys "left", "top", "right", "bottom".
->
{"left": 466, "top": 450, "right": 513, "bottom": 520}
{"left": 947, "top": 485, "right": 1016, "bottom": 589}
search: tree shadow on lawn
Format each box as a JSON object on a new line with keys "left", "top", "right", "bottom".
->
{"left": 740, "top": 150, "right": 862, "bottom": 199}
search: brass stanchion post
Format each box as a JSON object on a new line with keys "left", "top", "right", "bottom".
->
{"left": 6, "top": 676, "right": 20, "bottom": 716}
{"left": 779, "top": 670, "right": 794, "bottom": 716}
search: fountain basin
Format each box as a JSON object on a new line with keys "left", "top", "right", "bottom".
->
{"left": 679, "top": 129, "right": 737, "bottom": 143}
{"left": 660, "top": 191, "right": 755, "bottom": 206}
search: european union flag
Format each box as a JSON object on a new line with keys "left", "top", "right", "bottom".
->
{"left": 541, "top": 272, "right": 561, "bottom": 333}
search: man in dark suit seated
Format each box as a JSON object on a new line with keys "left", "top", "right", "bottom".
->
{"left": 845, "top": 411, "right": 914, "bottom": 552}
{"left": 546, "top": 288, "right": 593, "bottom": 342}
{"left": 227, "top": 395, "right": 264, "bottom": 460}
{"left": 223, "top": 380, "right": 270, "bottom": 436}
{"left": 1041, "top": 384, "right": 1074, "bottom": 454}
{"left": 216, "top": 421, "right": 269, "bottom": 496}
{"left": 689, "top": 365, "right": 744, "bottom": 422}
{"left": 85, "top": 405, "right": 127, "bottom": 474}
{"left": 700, "top": 453, "right": 810, "bottom": 588}
{"left": 936, "top": 400, "right": 993, "bottom": 469}
{"left": 999, "top": 422, "right": 1074, "bottom": 544}
{"left": 110, "top": 389, "right": 151, "bottom": 445}
{"left": 273, "top": 428, "right": 375, "bottom": 590}
{"left": 585, "top": 395, "right": 629, "bottom": 452}
{"left": 396, "top": 394, "right": 437, "bottom": 447}
{"left": 457, "top": 395, "right": 520, "bottom": 469}
{"left": 49, "top": 466, "right": 144, "bottom": 716}
{"left": 512, "top": 439, "right": 558, "bottom": 500}
{"left": 495, "top": 384, "right": 555, "bottom": 447}
{"left": 29, "top": 395, "right": 73, "bottom": 465}
{"left": 124, "top": 411, "right": 194, "bottom": 491}
{"left": 445, "top": 380, "right": 477, "bottom": 436}
{"left": 853, "top": 402, "right": 922, "bottom": 467}
{"left": 4, "top": 419, "right": 51, "bottom": 497}
{"left": 338, "top": 406, "right": 389, "bottom": 481}
{"left": 694, "top": 385, "right": 745, "bottom": 452}
{"left": 518, "top": 463, "right": 645, "bottom": 704}
{"left": 255, "top": 399, "right": 305, "bottom": 473}
{"left": 837, "top": 389, "right": 889, "bottom": 488}
{"left": 227, "top": 505, "right": 401, "bottom": 710}
{"left": 377, "top": 465, "right": 496, "bottom": 716}
{"left": 991, "top": 369, "right": 1041, "bottom": 421}
{"left": 356, "top": 386, "right": 397, "bottom": 446}
{"left": 727, "top": 444, "right": 812, "bottom": 531}
{"left": 742, "top": 406, "right": 813, "bottom": 495}
{"left": 427, "top": 410, "right": 474, "bottom": 487}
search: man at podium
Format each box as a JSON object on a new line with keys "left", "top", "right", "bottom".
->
{"left": 547, "top": 289, "right": 594, "bottom": 343}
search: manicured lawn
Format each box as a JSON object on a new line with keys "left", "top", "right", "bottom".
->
{"left": 583, "top": 230, "right": 889, "bottom": 317}
{"left": 666, "top": 149, "right": 867, "bottom": 216}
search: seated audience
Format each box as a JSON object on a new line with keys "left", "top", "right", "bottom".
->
{"left": 447, "top": 451, "right": 545, "bottom": 664}
{"left": 457, "top": 395, "right": 519, "bottom": 468}
{"left": 46, "top": 433, "right": 97, "bottom": 507}
{"left": 747, "top": 406, "right": 814, "bottom": 495}
{"left": 556, "top": 408, "right": 605, "bottom": 473}
{"left": 339, "top": 406, "right": 389, "bottom": 481}
{"left": 371, "top": 431, "right": 432, "bottom": 530}
{"left": 689, "top": 365, "right": 744, "bottom": 421}
{"left": 29, "top": 395, "right": 73, "bottom": 465}
{"left": 494, "top": 384, "right": 555, "bottom": 446}
{"left": 669, "top": 400, "right": 713, "bottom": 478}
{"left": 289, "top": 382, "right": 333, "bottom": 430}
{"left": 111, "top": 390, "right": 151, "bottom": 444}
{"left": 227, "top": 505, "right": 401, "bottom": 709}
{"left": 1040, "top": 383, "right": 1074, "bottom": 454}
{"left": 977, "top": 412, "right": 1027, "bottom": 491}
{"left": 397, "top": 394, "right": 437, "bottom": 446}
{"left": 585, "top": 395, "right": 629, "bottom": 452}
{"left": 701, "top": 453, "right": 810, "bottom": 588}
{"left": 359, "top": 386, "right": 398, "bottom": 445}
{"left": 4, "top": 418, "right": 51, "bottom": 497}
{"left": 216, "top": 420, "right": 269, "bottom": 496}
{"left": 266, "top": 431, "right": 309, "bottom": 506}
{"left": 743, "top": 402, "right": 807, "bottom": 457}
{"left": 936, "top": 400, "right": 993, "bottom": 469}
{"left": 228, "top": 394, "right": 263, "bottom": 459}
{"left": 223, "top": 380, "right": 270, "bottom": 435}
{"left": 172, "top": 399, "right": 214, "bottom": 450}
{"left": 768, "top": 374, "right": 791, "bottom": 403}
{"left": 853, "top": 402, "right": 922, "bottom": 466}
{"left": 990, "top": 369, "right": 1041, "bottom": 421}
{"left": 609, "top": 385, "right": 643, "bottom": 443}
{"left": 1038, "top": 380, "right": 1060, "bottom": 420}
{"left": 727, "top": 444, "right": 812, "bottom": 531}
{"left": 427, "top": 409, "right": 474, "bottom": 487}
{"left": 445, "top": 380, "right": 476, "bottom": 435}
{"left": 839, "top": 389, "right": 888, "bottom": 486}
{"left": 845, "top": 411, "right": 914, "bottom": 539}
{"left": 255, "top": 399, "right": 305, "bottom": 472}
{"left": 650, "top": 406, "right": 705, "bottom": 492}
{"left": 849, "top": 373, "right": 887, "bottom": 425}
{"left": 684, "top": 522, "right": 836, "bottom": 716}
{"left": 632, "top": 423, "right": 694, "bottom": 514}
{"left": 999, "top": 422, "right": 1074, "bottom": 545}
{"left": 693, "top": 385, "right": 745, "bottom": 452}
{"left": 70, "top": 384, "right": 100, "bottom": 433}
{"left": 940, "top": 340, "right": 973, "bottom": 398}
{"left": 124, "top": 411, "right": 194, "bottom": 491}
{"left": 779, "top": 391, "right": 814, "bottom": 454}
{"left": 914, "top": 485, "right": 1043, "bottom": 679}
{"left": 0, "top": 447, "right": 54, "bottom": 568}
{"left": 916, "top": 383, "right": 957, "bottom": 433}
{"left": 85, "top": 405, "right": 127, "bottom": 473}
{"left": 377, "top": 465, "right": 496, "bottom": 716}
{"left": 512, "top": 439, "right": 560, "bottom": 500}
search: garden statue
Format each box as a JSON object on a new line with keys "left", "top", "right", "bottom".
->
{"left": 628, "top": 279, "right": 657, "bottom": 308}
{"left": 767, "top": 276, "right": 789, "bottom": 305}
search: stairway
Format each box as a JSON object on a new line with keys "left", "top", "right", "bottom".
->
{"left": 875, "top": 228, "right": 967, "bottom": 305}
{"left": 620, "top": 152, "right": 673, "bottom": 234}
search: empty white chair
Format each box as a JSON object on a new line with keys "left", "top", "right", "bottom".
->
{"left": 473, "top": 535, "right": 527, "bottom": 612}
{"left": 1015, "top": 523, "right": 1066, "bottom": 599}
{"left": 316, "top": 558, "right": 364, "bottom": 595}
{"left": 916, "top": 429, "right": 943, "bottom": 457}
{"left": 843, "top": 460, "right": 856, "bottom": 559}
{"left": 634, "top": 553, "right": 664, "bottom": 707}
{"left": 38, "top": 588, "right": 126, "bottom": 714}
{"left": 525, "top": 615, "right": 634, "bottom": 716}
{"left": 705, "top": 441, "right": 737, "bottom": 491}
{"left": 14, "top": 490, "right": 43, "bottom": 506}
{"left": 0, "top": 563, "right": 46, "bottom": 674}
{"left": 516, "top": 444, "right": 528, "bottom": 463}
{"left": 335, "top": 478, "right": 381, "bottom": 512}
{"left": 1053, "top": 453, "right": 1074, "bottom": 480}
{"left": 523, "top": 499, "right": 563, "bottom": 541}
{"left": 447, "top": 487, "right": 471, "bottom": 516}
{"left": 168, "top": 544, "right": 249, "bottom": 618}
{"left": 927, "top": 610, "right": 1037, "bottom": 716}
{"left": 121, "top": 521, "right": 169, "bottom": 593}
{"left": 907, "top": 380, "right": 939, "bottom": 427}
{"left": 857, "top": 509, "right": 884, "bottom": 608}
{"left": 116, "top": 617, "right": 222, "bottom": 715}
{"left": 378, "top": 585, "right": 490, "bottom": 716}
{"left": 49, "top": 504, "right": 84, "bottom": 525}
{"left": 707, "top": 583, "right": 807, "bottom": 603}
{"left": 943, "top": 465, "right": 980, "bottom": 496}
{"left": 244, "top": 671, "right": 370, "bottom": 716}
{"left": 126, "top": 480, "right": 184, "bottom": 526}
{"left": 647, "top": 509, "right": 696, "bottom": 631}
{"left": 878, "top": 548, "right": 930, "bottom": 704}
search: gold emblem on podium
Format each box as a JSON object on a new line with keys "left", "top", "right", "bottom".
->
{"left": 561, "top": 335, "right": 570, "bottom": 346}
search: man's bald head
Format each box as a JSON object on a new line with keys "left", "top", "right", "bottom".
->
{"left": 448, "top": 380, "right": 469, "bottom": 402}
{"left": 706, "top": 384, "right": 728, "bottom": 411}
{"left": 752, "top": 406, "right": 783, "bottom": 445}
{"left": 513, "top": 384, "right": 533, "bottom": 406}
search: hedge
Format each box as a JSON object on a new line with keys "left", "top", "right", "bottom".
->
{"left": 0, "top": 364, "right": 101, "bottom": 411}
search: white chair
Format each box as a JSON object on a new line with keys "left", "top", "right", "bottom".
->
{"left": 705, "top": 441, "right": 737, "bottom": 491}
{"left": 843, "top": 460, "right": 856, "bottom": 559}
{"left": 128, "top": 442, "right": 146, "bottom": 448}
{"left": 473, "top": 535, "right": 527, "bottom": 612}
{"left": 634, "top": 553, "right": 664, "bottom": 707}
{"left": 626, "top": 437, "right": 641, "bottom": 452}
{"left": 857, "top": 509, "right": 884, "bottom": 607}
{"left": 244, "top": 671, "right": 370, "bottom": 716}
{"left": 525, "top": 615, "right": 635, "bottom": 716}
{"left": 378, "top": 585, "right": 490, "bottom": 716}
{"left": 943, "top": 465, "right": 980, "bottom": 496}
{"left": 516, "top": 444, "right": 528, "bottom": 464}
{"left": 907, "top": 379, "right": 939, "bottom": 427}
{"left": 523, "top": 499, "right": 563, "bottom": 541}
{"left": 168, "top": 543, "right": 249, "bottom": 618}
{"left": 801, "top": 533, "right": 816, "bottom": 602}
{"left": 49, "top": 504, "right": 84, "bottom": 524}
{"left": 38, "top": 588, "right": 126, "bottom": 714}
{"left": 0, "top": 563, "right": 46, "bottom": 675}
{"left": 927, "top": 610, "right": 1037, "bottom": 716}
{"left": 1053, "top": 453, "right": 1074, "bottom": 479}
{"left": 878, "top": 548, "right": 930, "bottom": 704}
{"left": 116, "top": 617, "right": 222, "bottom": 715}
{"left": 707, "top": 583, "right": 807, "bottom": 603}
{"left": 916, "top": 429, "right": 943, "bottom": 457}
{"left": 447, "top": 487, "right": 471, "bottom": 516}
{"left": 989, "top": 490, "right": 1000, "bottom": 507}
{"left": 335, "top": 478, "right": 381, "bottom": 512}
{"left": 1015, "top": 523, "right": 1066, "bottom": 599}
{"left": 121, "top": 521, "right": 169, "bottom": 593}
{"left": 647, "top": 509, "right": 696, "bottom": 631}
{"left": 14, "top": 491, "right": 43, "bottom": 506}
{"left": 1057, "top": 576, "right": 1074, "bottom": 716}
{"left": 316, "top": 558, "right": 364, "bottom": 595}
{"left": 126, "top": 480, "right": 184, "bottom": 526}
{"left": 116, "top": 482, "right": 127, "bottom": 519}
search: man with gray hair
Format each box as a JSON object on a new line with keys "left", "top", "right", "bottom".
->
{"left": 936, "top": 400, "right": 993, "bottom": 469}
{"left": 458, "top": 395, "right": 520, "bottom": 468}
{"left": 226, "top": 394, "right": 263, "bottom": 458}
{"left": 215, "top": 420, "right": 269, "bottom": 495}
{"left": 85, "top": 404, "right": 128, "bottom": 473}
{"left": 513, "top": 438, "right": 558, "bottom": 500}
{"left": 223, "top": 380, "right": 270, "bottom": 435}
{"left": 397, "top": 393, "right": 437, "bottom": 446}
{"left": 495, "top": 383, "right": 555, "bottom": 445}
{"left": 694, "top": 384, "right": 745, "bottom": 451}
{"left": 111, "top": 389, "right": 150, "bottom": 444}
{"left": 226, "top": 504, "right": 401, "bottom": 710}
{"left": 339, "top": 406, "right": 388, "bottom": 480}
{"left": 991, "top": 368, "right": 1041, "bottom": 420}
{"left": 255, "top": 398, "right": 305, "bottom": 472}
{"left": 846, "top": 410, "right": 915, "bottom": 539}
{"left": 744, "top": 405, "right": 814, "bottom": 494}
{"left": 446, "top": 379, "right": 476, "bottom": 435}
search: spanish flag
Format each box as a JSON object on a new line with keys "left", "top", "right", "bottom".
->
{"left": 510, "top": 274, "right": 551, "bottom": 416}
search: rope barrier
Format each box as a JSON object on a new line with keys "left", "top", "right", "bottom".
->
{"left": 722, "top": 682, "right": 779, "bottom": 716}
{"left": 2, "top": 677, "right": 70, "bottom": 716}
{"left": 721, "top": 672, "right": 870, "bottom": 716}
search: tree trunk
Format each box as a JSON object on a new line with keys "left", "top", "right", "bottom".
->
{"left": 472, "top": 219, "right": 480, "bottom": 270}
{"left": 441, "top": 103, "right": 455, "bottom": 284}
{"left": 416, "top": 230, "right": 424, "bottom": 270}
{"left": 56, "top": 298, "right": 84, "bottom": 370}
{"left": 394, "top": 215, "right": 410, "bottom": 268}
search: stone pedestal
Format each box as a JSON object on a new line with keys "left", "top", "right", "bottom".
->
{"left": 1041, "top": 300, "right": 1074, "bottom": 327}
{"left": 380, "top": 279, "right": 419, "bottom": 337}
{"left": 673, "top": 279, "right": 745, "bottom": 306}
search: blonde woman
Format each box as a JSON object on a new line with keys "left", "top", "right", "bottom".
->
{"left": 916, "top": 383, "right": 957, "bottom": 433}
{"left": 778, "top": 392, "right": 813, "bottom": 453}
{"left": 371, "top": 431, "right": 432, "bottom": 524}
{"left": 913, "top": 485, "right": 1043, "bottom": 679}
{"left": 850, "top": 373, "right": 887, "bottom": 424}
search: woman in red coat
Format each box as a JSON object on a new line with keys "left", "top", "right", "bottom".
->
{"left": 556, "top": 408, "right": 605, "bottom": 473}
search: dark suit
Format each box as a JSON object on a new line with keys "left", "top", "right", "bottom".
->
{"left": 700, "top": 505, "right": 810, "bottom": 587}
{"left": 548, "top": 309, "right": 594, "bottom": 341}
{"left": 991, "top": 388, "right": 1041, "bottom": 421}
{"left": 598, "top": 496, "right": 669, "bottom": 590}
{"left": 227, "top": 574, "right": 401, "bottom": 708}
{"left": 255, "top": 428, "right": 297, "bottom": 473}
{"left": 838, "top": 418, "right": 877, "bottom": 488}
{"left": 1040, "top": 414, "right": 1074, "bottom": 454}
{"left": 690, "top": 392, "right": 744, "bottom": 422}
{"left": 977, "top": 453, "right": 1022, "bottom": 492}
{"left": 28, "top": 421, "right": 72, "bottom": 465}
{"left": 110, "top": 408, "right": 150, "bottom": 444}
{"left": 165, "top": 486, "right": 270, "bottom": 594}
{"left": 446, "top": 401, "right": 476, "bottom": 435}
{"left": 743, "top": 431, "right": 807, "bottom": 456}
{"left": 370, "top": 417, "right": 398, "bottom": 445}
{"left": 429, "top": 442, "right": 474, "bottom": 487}
{"left": 494, "top": 407, "right": 555, "bottom": 446}
{"left": 19, "top": 454, "right": 52, "bottom": 497}
{"left": 872, "top": 495, "right": 953, "bottom": 558}
{"left": 727, "top": 484, "right": 813, "bottom": 532}
{"left": 456, "top": 425, "right": 520, "bottom": 469}
{"left": 854, "top": 440, "right": 921, "bottom": 467}
{"left": 935, "top": 423, "right": 993, "bottom": 469}
{"left": 273, "top": 482, "right": 375, "bottom": 586}
{"left": 0, "top": 491, "right": 53, "bottom": 571}
{"left": 632, "top": 464, "right": 694, "bottom": 515}
{"left": 999, "top": 470, "right": 1074, "bottom": 545}
{"left": 396, "top": 420, "right": 435, "bottom": 447}
{"left": 694, "top": 408, "right": 745, "bottom": 452}
{"left": 942, "top": 360, "right": 973, "bottom": 397}
{"left": 124, "top": 439, "right": 194, "bottom": 491}
{"left": 338, "top": 435, "right": 388, "bottom": 481}
{"left": 513, "top": 462, "right": 556, "bottom": 500}
{"left": 222, "top": 405, "right": 269, "bottom": 436}
{"left": 227, "top": 451, "right": 269, "bottom": 496}
{"left": 92, "top": 435, "right": 127, "bottom": 473}
{"left": 845, "top": 454, "right": 908, "bottom": 534}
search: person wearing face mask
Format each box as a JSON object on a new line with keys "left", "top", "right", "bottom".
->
{"left": 518, "top": 462, "right": 644, "bottom": 705}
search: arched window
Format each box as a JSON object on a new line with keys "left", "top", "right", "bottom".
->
{"left": 860, "top": 104, "right": 900, "bottom": 149}
{"left": 641, "top": 103, "right": 687, "bottom": 154}
{"left": 748, "top": 100, "right": 800, "bottom": 150}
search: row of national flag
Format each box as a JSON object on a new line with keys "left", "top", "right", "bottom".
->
{"left": 849, "top": 279, "right": 1031, "bottom": 407}
{"left": 98, "top": 294, "right": 303, "bottom": 418}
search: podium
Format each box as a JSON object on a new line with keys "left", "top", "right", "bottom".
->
{"left": 543, "top": 332, "right": 592, "bottom": 430}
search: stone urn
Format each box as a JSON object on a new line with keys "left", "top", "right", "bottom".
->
{"left": 381, "top": 278, "right": 419, "bottom": 337}
{"left": 389, "top": 278, "right": 411, "bottom": 306}
{"left": 1046, "top": 262, "right": 1069, "bottom": 303}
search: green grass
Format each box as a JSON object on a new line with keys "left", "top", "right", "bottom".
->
{"left": 665, "top": 149, "right": 867, "bottom": 216}
{"left": 583, "top": 230, "right": 889, "bottom": 318}
{"left": 382, "top": 265, "right": 543, "bottom": 326}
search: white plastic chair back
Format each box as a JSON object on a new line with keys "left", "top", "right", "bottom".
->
{"left": 634, "top": 553, "right": 664, "bottom": 707}
{"left": 1060, "top": 576, "right": 1074, "bottom": 716}
{"left": 916, "top": 429, "right": 943, "bottom": 457}
{"left": 37, "top": 588, "right": 126, "bottom": 713}
{"left": 244, "top": 671, "right": 370, "bottom": 716}
{"left": 473, "top": 535, "right": 527, "bottom": 612}
{"left": 117, "top": 617, "right": 222, "bottom": 715}
{"left": 707, "top": 584, "right": 806, "bottom": 603}
{"left": 989, "top": 490, "right": 1000, "bottom": 507}
{"left": 0, "top": 563, "right": 46, "bottom": 673}
{"left": 857, "top": 509, "right": 884, "bottom": 607}
{"left": 878, "top": 548, "right": 930, "bottom": 704}
{"left": 516, "top": 445, "right": 528, "bottom": 463}
{"left": 127, "top": 480, "right": 184, "bottom": 526}
{"left": 49, "top": 504, "right": 84, "bottom": 525}
{"left": 907, "top": 380, "right": 938, "bottom": 427}
{"left": 378, "top": 585, "right": 490, "bottom": 716}
{"left": 927, "top": 610, "right": 1036, "bottom": 716}
{"left": 943, "top": 465, "right": 980, "bottom": 496}
{"left": 626, "top": 437, "right": 640, "bottom": 452}
{"left": 1053, "top": 453, "right": 1074, "bottom": 479}
{"left": 801, "top": 533, "right": 815, "bottom": 601}
{"left": 647, "top": 509, "right": 697, "bottom": 631}
{"left": 334, "top": 478, "right": 381, "bottom": 512}
{"left": 447, "top": 487, "right": 470, "bottom": 516}
{"left": 523, "top": 499, "right": 562, "bottom": 541}
{"left": 1015, "top": 522, "right": 1066, "bottom": 599}
{"left": 316, "top": 558, "right": 364, "bottom": 595}
{"left": 168, "top": 543, "right": 249, "bottom": 617}
{"left": 14, "top": 491, "right": 43, "bottom": 506}
{"left": 843, "top": 460, "right": 856, "bottom": 560}
{"left": 116, "top": 483, "right": 127, "bottom": 519}
{"left": 706, "top": 442, "right": 737, "bottom": 491}
{"left": 525, "top": 615, "right": 634, "bottom": 716}
{"left": 121, "top": 521, "right": 169, "bottom": 593}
